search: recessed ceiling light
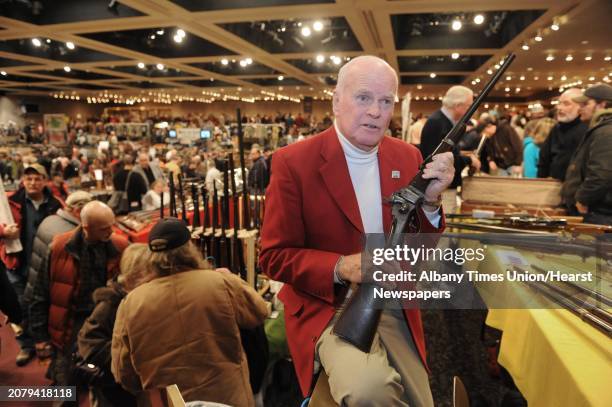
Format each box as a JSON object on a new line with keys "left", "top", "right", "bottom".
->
{"left": 32, "top": 38, "right": 41, "bottom": 47}
{"left": 451, "top": 19, "right": 462, "bottom": 31}
{"left": 534, "top": 34, "right": 543, "bottom": 42}
{"left": 157, "top": 29, "right": 164, "bottom": 35}
{"left": 177, "top": 29, "right": 186, "bottom": 38}
{"left": 561, "top": 75, "right": 567, "bottom": 81}
{"left": 589, "top": 76, "right": 595, "bottom": 81}
{"left": 417, "top": 84, "right": 422, "bottom": 89}
{"left": 246, "top": 57, "right": 253, "bottom": 65}
{"left": 278, "top": 75, "right": 284, "bottom": 81}
{"left": 605, "top": 56, "right": 611, "bottom": 61}
{"left": 487, "top": 69, "right": 493, "bottom": 75}
{"left": 313, "top": 21, "right": 323, "bottom": 32}
{"left": 430, "top": 73, "right": 436, "bottom": 78}
{"left": 150, "top": 34, "right": 156, "bottom": 40}
{"left": 504, "top": 87, "right": 510, "bottom": 92}
{"left": 316, "top": 54, "right": 325, "bottom": 63}
{"left": 137, "top": 62, "right": 145, "bottom": 69}
{"left": 64, "top": 66, "right": 71, "bottom": 72}
{"left": 546, "top": 55, "right": 555, "bottom": 61}
{"left": 534, "top": 76, "right": 539, "bottom": 80}
{"left": 156, "top": 63, "right": 164, "bottom": 70}
{"left": 0, "top": 71, "right": 6, "bottom": 76}
{"left": 475, "top": 78, "right": 481, "bottom": 83}
{"left": 451, "top": 52, "right": 459, "bottom": 59}
{"left": 506, "top": 75, "right": 512, "bottom": 81}
{"left": 45, "top": 39, "right": 51, "bottom": 43}
{"left": 547, "top": 76, "right": 553, "bottom": 81}
{"left": 585, "top": 55, "right": 592, "bottom": 61}
{"left": 519, "top": 75, "right": 525, "bottom": 80}
{"left": 239, "top": 60, "right": 247, "bottom": 67}
{"left": 301, "top": 26, "right": 312, "bottom": 37}
{"left": 551, "top": 23, "right": 559, "bottom": 31}
{"left": 221, "top": 58, "right": 229, "bottom": 65}
{"left": 473, "top": 14, "right": 485, "bottom": 25}
{"left": 66, "top": 41, "right": 75, "bottom": 50}
{"left": 522, "top": 43, "right": 529, "bottom": 51}
{"left": 565, "top": 55, "right": 573, "bottom": 61}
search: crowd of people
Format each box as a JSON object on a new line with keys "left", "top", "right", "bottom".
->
{"left": 0, "top": 71, "right": 610, "bottom": 406}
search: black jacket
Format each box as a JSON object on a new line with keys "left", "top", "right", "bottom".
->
{"left": 420, "top": 109, "right": 471, "bottom": 188}
{"left": 0, "top": 262, "right": 22, "bottom": 324}
{"left": 537, "top": 117, "right": 587, "bottom": 180}
{"left": 562, "top": 109, "right": 612, "bottom": 216}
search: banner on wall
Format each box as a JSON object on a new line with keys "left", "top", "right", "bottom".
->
{"left": 44, "top": 114, "right": 68, "bottom": 144}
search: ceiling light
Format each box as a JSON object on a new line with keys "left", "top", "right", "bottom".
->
{"left": 506, "top": 75, "right": 512, "bottom": 81}
{"left": 451, "top": 19, "right": 462, "bottom": 31}
{"left": 605, "top": 56, "right": 611, "bottom": 61}
{"left": 504, "top": 87, "right": 510, "bottom": 92}
{"left": 547, "top": 76, "right": 553, "bottom": 81}
{"left": 451, "top": 52, "right": 459, "bottom": 59}
{"left": 471, "top": 81, "right": 476, "bottom": 85}
{"left": 522, "top": 43, "right": 529, "bottom": 51}
{"left": 551, "top": 22, "right": 560, "bottom": 31}
{"left": 177, "top": 29, "right": 186, "bottom": 38}
{"left": 546, "top": 55, "right": 554, "bottom": 61}
{"left": 239, "top": 59, "right": 247, "bottom": 67}
{"left": 534, "top": 34, "right": 543, "bottom": 42}
{"left": 519, "top": 75, "right": 525, "bottom": 81}
{"left": 63, "top": 66, "right": 71, "bottom": 72}
{"left": 534, "top": 76, "right": 539, "bottom": 80}
{"left": 515, "top": 88, "right": 521, "bottom": 93}
{"left": 32, "top": 38, "right": 41, "bottom": 47}
{"left": 278, "top": 75, "right": 284, "bottom": 81}
{"left": 150, "top": 34, "right": 156, "bottom": 40}
{"left": 487, "top": 69, "right": 493, "bottom": 75}
{"left": 157, "top": 29, "right": 164, "bottom": 35}
{"left": 221, "top": 58, "right": 229, "bottom": 65}
{"left": 429, "top": 73, "right": 436, "bottom": 78}
{"left": 301, "top": 26, "right": 312, "bottom": 37}
{"left": 316, "top": 54, "right": 325, "bottom": 63}
{"left": 173, "top": 34, "right": 183, "bottom": 43}
{"left": 417, "top": 84, "right": 422, "bottom": 89}
{"left": 475, "top": 78, "right": 481, "bottom": 83}
{"left": 246, "top": 57, "right": 253, "bottom": 65}
{"left": 560, "top": 75, "right": 567, "bottom": 81}
{"left": 137, "top": 62, "right": 145, "bottom": 69}
{"left": 0, "top": 71, "right": 6, "bottom": 76}
{"left": 66, "top": 41, "right": 75, "bottom": 50}
{"left": 565, "top": 55, "right": 573, "bottom": 61}
{"left": 46, "top": 39, "right": 51, "bottom": 43}
{"left": 313, "top": 21, "right": 323, "bottom": 32}
{"left": 473, "top": 14, "right": 485, "bottom": 25}
{"left": 332, "top": 57, "right": 341, "bottom": 65}
{"left": 156, "top": 63, "right": 164, "bottom": 70}
{"left": 588, "top": 76, "right": 595, "bottom": 81}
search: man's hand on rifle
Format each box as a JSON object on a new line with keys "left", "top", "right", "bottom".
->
{"left": 469, "top": 154, "right": 481, "bottom": 172}
{"left": 422, "top": 152, "right": 454, "bottom": 202}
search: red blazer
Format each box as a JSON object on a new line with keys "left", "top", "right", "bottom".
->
{"left": 259, "top": 126, "right": 444, "bottom": 396}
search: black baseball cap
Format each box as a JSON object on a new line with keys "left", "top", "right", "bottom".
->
{"left": 572, "top": 83, "right": 612, "bottom": 103}
{"left": 148, "top": 217, "right": 191, "bottom": 252}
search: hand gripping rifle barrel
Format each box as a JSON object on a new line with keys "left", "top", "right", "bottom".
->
{"left": 332, "top": 53, "right": 516, "bottom": 352}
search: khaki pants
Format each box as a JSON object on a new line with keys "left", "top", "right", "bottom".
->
{"left": 316, "top": 307, "right": 434, "bottom": 406}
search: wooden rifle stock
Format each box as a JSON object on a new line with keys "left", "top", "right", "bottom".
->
{"left": 332, "top": 53, "right": 517, "bottom": 352}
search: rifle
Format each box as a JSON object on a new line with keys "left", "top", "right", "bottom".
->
{"left": 160, "top": 182, "right": 164, "bottom": 219}
{"left": 168, "top": 174, "right": 177, "bottom": 218}
{"left": 221, "top": 160, "right": 233, "bottom": 267}
{"left": 332, "top": 53, "right": 517, "bottom": 352}
{"left": 212, "top": 181, "right": 220, "bottom": 266}
{"left": 237, "top": 108, "right": 251, "bottom": 230}
{"left": 201, "top": 185, "right": 211, "bottom": 259}
{"left": 178, "top": 173, "right": 188, "bottom": 223}
{"left": 191, "top": 183, "right": 200, "bottom": 229}
{"left": 229, "top": 154, "right": 247, "bottom": 280}
{"left": 468, "top": 133, "right": 488, "bottom": 176}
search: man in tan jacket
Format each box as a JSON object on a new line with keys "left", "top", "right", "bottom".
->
{"left": 111, "top": 218, "right": 268, "bottom": 407}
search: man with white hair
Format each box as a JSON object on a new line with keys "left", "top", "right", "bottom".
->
{"left": 420, "top": 86, "right": 480, "bottom": 209}
{"left": 30, "top": 201, "right": 128, "bottom": 392}
{"left": 261, "top": 56, "right": 455, "bottom": 406}
{"left": 537, "top": 88, "right": 588, "bottom": 180}
{"left": 127, "top": 152, "right": 163, "bottom": 211}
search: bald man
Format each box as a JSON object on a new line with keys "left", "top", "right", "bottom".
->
{"left": 537, "top": 88, "right": 588, "bottom": 180}
{"left": 30, "top": 201, "right": 129, "bottom": 392}
{"left": 260, "top": 56, "right": 454, "bottom": 405}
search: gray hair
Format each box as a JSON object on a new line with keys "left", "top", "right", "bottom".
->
{"left": 442, "top": 86, "right": 474, "bottom": 109}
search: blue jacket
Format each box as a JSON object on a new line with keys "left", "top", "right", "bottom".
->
{"left": 523, "top": 136, "right": 540, "bottom": 178}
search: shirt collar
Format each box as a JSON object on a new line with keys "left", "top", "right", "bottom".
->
{"left": 334, "top": 120, "right": 379, "bottom": 159}
{"left": 441, "top": 107, "right": 457, "bottom": 125}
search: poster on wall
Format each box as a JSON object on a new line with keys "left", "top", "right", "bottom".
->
{"left": 44, "top": 114, "right": 68, "bottom": 144}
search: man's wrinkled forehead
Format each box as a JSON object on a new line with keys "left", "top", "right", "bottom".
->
{"left": 337, "top": 57, "right": 398, "bottom": 93}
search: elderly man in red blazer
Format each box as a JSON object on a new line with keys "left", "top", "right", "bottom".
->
{"left": 260, "top": 56, "right": 454, "bottom": 406}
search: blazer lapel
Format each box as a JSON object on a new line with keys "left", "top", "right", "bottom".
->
{"left": 319, "top": 128, "right": 364, "bottom": 233}
{"left": 378, "top": 137, "right": 410, "bottom": 234}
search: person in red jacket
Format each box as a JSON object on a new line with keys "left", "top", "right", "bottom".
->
{"left": 29, "top": 201, "right": 129, "bottom": 397}
{"left": 259, "top": 56, "right": 454, "bottom": 406}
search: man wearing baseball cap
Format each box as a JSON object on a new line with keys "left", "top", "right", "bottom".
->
{"left": 562, "top": 83, "right": 612, "bottom": 225}
{"left": 0, "top": 163, "right": 63, "bottom": 365}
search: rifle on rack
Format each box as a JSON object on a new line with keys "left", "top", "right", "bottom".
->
{"left": 237, "top": 108, "right": 251, "bottom": 230}
{"left": 212, "top": 181, "right": 220, "bottom": 266}
{"left": 332, "top": 53, "right": 517, "bottom": 353}
{"left": 191, "top": 183, "right": 201, "bottom": 229}
{"left": 177, "top": 173, "right": 188, "bottom": 223}
{"left": 201, "top": 185, "right": 211, "bottom": 259}
{"left": 221, "top": 160, "right": 232, "bottom": 267}
{"left": 160, "top": 184, "right": 165, "bottom": 219}
{"left": 168, "top": 174, "right": 177, "bottom": 218}
{"left": 229, "top": 154, "right": 247, "bottom": 280}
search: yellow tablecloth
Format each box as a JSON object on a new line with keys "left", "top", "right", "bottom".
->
{"left": 487, "top": 306, "right": 612, "bottom": 407}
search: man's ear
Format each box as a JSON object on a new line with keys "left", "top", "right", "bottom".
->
{"left": 332, "top": 90, "right": 341, "bottom": 117}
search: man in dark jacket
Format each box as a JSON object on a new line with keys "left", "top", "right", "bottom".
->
{"left": 0, "top": 164, "right": 62, "bottom": 366}
{"left": 248, "top": 145, "right": 269, "bottom": 193}
{"left": 538, "top": 88, "right": 588, "bottom": 180}
{"left": 562, "top": 84, "right": 612, "bottom": 225}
